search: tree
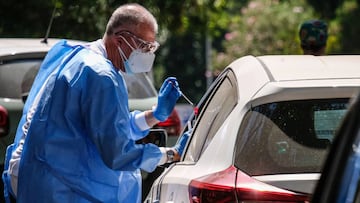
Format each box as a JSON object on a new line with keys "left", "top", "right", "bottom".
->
{"left": 305, "top": 0, "right": 345, "bottom": 19}
{"left": 334, "top": 0, "right": 360, "bottom": 53}
{"left": 2, "top": 0, "right": 357, "bottom": 102}
{"left": 152, "top": 0, "right": 246, "bottom": 102}
{"left": 212, "top": 0, "right": 316, "bottom": 72}
{"left": 0, "top": 0, "right": 244, "bottom": 102}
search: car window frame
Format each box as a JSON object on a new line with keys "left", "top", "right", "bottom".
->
{"left": 183, "top": 68, "right": 238, "bottom": 162}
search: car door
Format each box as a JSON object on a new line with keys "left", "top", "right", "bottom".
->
{"left": 145, "top": 68, "right": 239, "bottom": 203}
{"left": 312, "top": 92, "right": 360, "bottom": 203}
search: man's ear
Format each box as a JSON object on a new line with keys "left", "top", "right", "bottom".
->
{"left": 104, "top": 36, "right": 124, "bottom": 72}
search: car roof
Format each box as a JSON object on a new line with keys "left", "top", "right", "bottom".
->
{"left": 257, "top": 55, "right": 360, "bottom": 81}
{"left": 0, "top": 38, "right": 87, "bottom": 57}
{"left": 226, "top": 55, "right": 360, "bottom": 106}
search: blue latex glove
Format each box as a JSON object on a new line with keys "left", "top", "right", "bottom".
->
{"left": 173, "top": 129, "right": 191, "bottom": 156}
{"left": 153, "top": 77, "right": 182, "bottom": 121}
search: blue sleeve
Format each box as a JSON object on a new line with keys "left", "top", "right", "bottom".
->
{"left": 80, "top": 62, "right": 161, "bottom": 172}
{"left": 129, "top": 110, "right": 150, "bottom": 140}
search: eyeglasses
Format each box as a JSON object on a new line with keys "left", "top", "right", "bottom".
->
{"left": 115, "top": 31, "right": 160, "bottom": 53}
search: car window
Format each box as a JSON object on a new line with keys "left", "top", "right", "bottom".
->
{"left": 0, "top": 59, "right": 41, "bottom": 99}
{"left": 0, "top": 59, "right": 156, "bottom": 100}
{"left": 234, "top": 98, "right": 349, "bottom": 176}
{"left": 184, "top": 69, "right": 238, "bottom": 162}
{"left": 122, "top": 73, "right": 157, "bottom": 98}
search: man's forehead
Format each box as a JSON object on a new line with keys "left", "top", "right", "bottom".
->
{"left": 115, "top": 24, "right": 156, "bottom": 41}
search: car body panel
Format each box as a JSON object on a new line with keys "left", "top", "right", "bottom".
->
{"left": 145, "top": 55, "right": 360, "bottom": 203}
{"left": 252, "top": 82, "right": 360, "bottom": 107}
{"left": 155, "top": 117, "right": 241, "bottom": 201}
{"left": 254, "top": 173, "right": 321, "bottom": 194}
{"left": 257, "top": 55, "right": 360, "bottom": 81}
{"left": 127, "top": 98, "right": 157, "bottom": 110}
{"left": 0, "top": 38, "right": 84, "bottom": 55}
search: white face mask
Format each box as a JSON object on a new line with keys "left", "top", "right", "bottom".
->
{"left": 119, "top": 47, "right": 155, "bottom": 74}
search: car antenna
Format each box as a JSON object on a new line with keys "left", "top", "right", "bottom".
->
{"left": 41, "top": 4, "right": 57, "bottom": 44}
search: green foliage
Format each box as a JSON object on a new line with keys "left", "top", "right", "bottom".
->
{"left": 1, "top": 0, "right": 358, "bottom": 102}
{"left": 153, "top": 0, "right": 247, "bottom": 102}
{"left": 334, "top": 0, "right": 360, "bottom": 53}
{"left": 306, "top": 0, "right": 345, "bottom": 19}
{"left": 212, "top": 0, "right": 316, "bottom": 71}
{"left": 0, "top": 0, "right": 55, "bottom": 37}
{"left": 0, "top": 0, "right": 111, "bottom": 40}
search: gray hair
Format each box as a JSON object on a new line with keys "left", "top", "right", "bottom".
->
{"left": 105, "top": 3, "right": 158, "bottom": 35}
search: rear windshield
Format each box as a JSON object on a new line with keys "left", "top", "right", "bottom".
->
{"left": 234, "top": 98, "right": 349, "bottom": 176}
{"left": 0, "top": 59, "right": 157, "bottom": 99}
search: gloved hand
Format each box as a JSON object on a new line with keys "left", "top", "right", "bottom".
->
{"left": 173, "top": 129, "right": 191, "bottom": 156}
{"left": 153, "top": 77, "right": 182, "bottom": 121}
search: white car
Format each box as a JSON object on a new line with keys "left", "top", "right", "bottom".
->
{"left": 145, "top": 55, "right": 360, "bottom": 203}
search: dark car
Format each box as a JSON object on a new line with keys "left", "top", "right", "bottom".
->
{"left": 312, "top": 92, "right": 360, "bottom": 203}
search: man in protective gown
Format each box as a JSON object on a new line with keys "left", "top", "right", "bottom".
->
{"left": 2, "top": 3, "right": 186, "bottom": 203}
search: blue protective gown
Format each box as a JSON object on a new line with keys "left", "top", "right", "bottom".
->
{"left": 3, "top": 40, "right": 162, "bottom": 203}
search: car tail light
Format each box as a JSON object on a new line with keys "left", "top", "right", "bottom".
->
{"left": 0, "top": 105, "right": 9, "bottom": 137}
{"left": 156, "top": 109, "right": 181, "bottom": 136}
{"left": 189, "top": 166, "right": 310, "bottom": 203}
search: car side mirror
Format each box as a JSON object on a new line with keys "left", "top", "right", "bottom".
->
{"left": 136, "top": 129, "right": 168, "bottom": 147}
